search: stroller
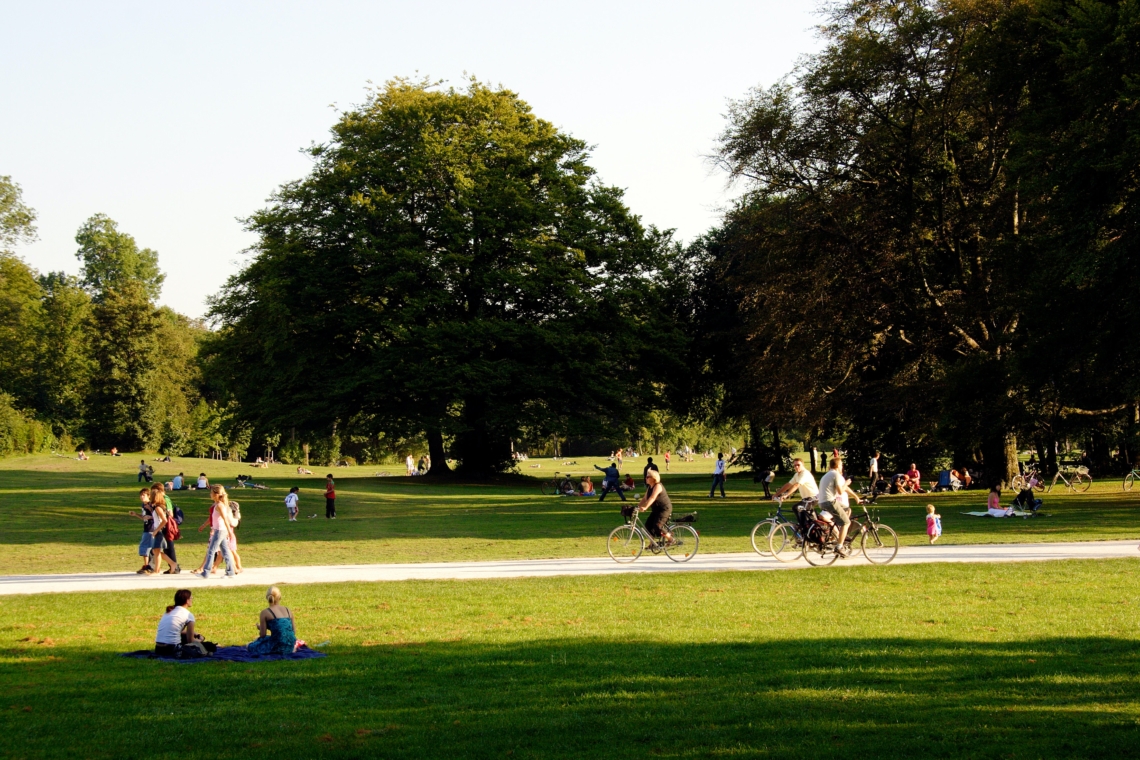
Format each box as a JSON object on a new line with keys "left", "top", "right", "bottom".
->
{"left": 1012, "top": 488, "right": 1043, "bottom": 513}
{"left": 932, "top": 470, "right": 962, "bottom": 492}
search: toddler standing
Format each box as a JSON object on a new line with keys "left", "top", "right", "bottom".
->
{"left": 925, "top": 504, "right": 942, "bottom": 544}
{"left": 284, "top": 486, "right": 299, "bottom": 521}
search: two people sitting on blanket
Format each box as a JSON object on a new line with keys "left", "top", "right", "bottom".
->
{"left": 155, "top": 589, "right": 216, "bottom": 658}
{"left": 987, "top": 486, "right": 1013, "bottom": 517}
{"left": 248, "top": 586, "right": 298, "bottom": 656}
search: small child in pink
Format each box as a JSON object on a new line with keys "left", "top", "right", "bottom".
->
{"left": 925, "top": 504, "right": 942, "bottom": 543}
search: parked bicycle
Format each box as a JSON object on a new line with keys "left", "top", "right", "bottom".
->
{"left": 1123, "top": 466, "right": 1140, "bottom": 491}
{"left": 607, "top": 508, "right": 699, "bottom": 563}
{"left": 541, "top": 472, "right": 578, "bottom": 496}
{"left": 1011, "top": 467, "right": 1045, "bottom": 492}
{"left": 1048, "top": 465, "right": 1092, "bottom": 493}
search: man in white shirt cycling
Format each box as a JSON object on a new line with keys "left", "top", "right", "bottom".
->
{"left": 818, "top": 456, "right": 862, "bottom": 556}
{"left": 771, "top": 458, "right": 818, "bottom": 507}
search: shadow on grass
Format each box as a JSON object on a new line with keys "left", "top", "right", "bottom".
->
{"left": 1, "top": 636, "right": 1137, "bottom": 758}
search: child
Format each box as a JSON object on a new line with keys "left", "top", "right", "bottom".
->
{"left": 128, "top": 488, "right": 157, "bottom": 574}
{"left": 986, "top": 485, "right": 1012, "bottom": 517}
{"left": 285, "top": 486, "right": 299, "bottom": 522}
{"left": 324, "top": 475, "right": 336, "bottom": 519}
{"left": 926, "top": 504, "right": 942, "bottom": 544}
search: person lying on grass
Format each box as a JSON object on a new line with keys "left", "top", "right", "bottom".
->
{"left": 248, "top": 586, "right": 299, "bottom": 656}
{"left": 155, "top": 589, "right": 214, "bottom": 658}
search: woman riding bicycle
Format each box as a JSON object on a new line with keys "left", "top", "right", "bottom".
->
{"left": 639, "top": 469, "right": 672, "bottom": 545}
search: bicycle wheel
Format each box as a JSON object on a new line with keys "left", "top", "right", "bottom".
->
{"left": 862, "top": 525, "right": 899, "bottom": 564}
{"left": 1073, "top": 473, "right": 1092, "bottom": 493}
{"left": 1125, "top": 473, "right": 1135, "bottom": 492}
{"left": 541, "top": 481, "right": 554, "bottom": 496}
{"left": 1033, "top": 477, "right": 1046, "bottom": 493}
{"left": 607, "top": 525, "right": 644, "bottom": 563}
{"left": 769, "top": 523, "right": 801, "bottom": 563}
{"left": 750, "top": 520, "right": 775, "bottom": 556}
{"left": 664, "top": 525, "right": 699, "bottom": 562}
{"left": 1011, "top": 475, "right": 1026, "bottom": 491}
{"left": 801, "top": 530, "right": 838, "bottom": 567}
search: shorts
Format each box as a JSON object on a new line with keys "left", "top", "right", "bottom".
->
{"left": 819, "top": 501, "right": 851, "bottom": 527}
{"left": 138, "top": 532, "right": 158, "bottom": 557}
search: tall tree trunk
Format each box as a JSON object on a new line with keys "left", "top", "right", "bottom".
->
{"left": 424, "top": 428, "right": 450, "bottom": 478}
{"left": 982, "top": 432, "right": 1018, "bottom": 488}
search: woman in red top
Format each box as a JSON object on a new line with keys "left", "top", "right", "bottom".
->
{"left": 325, "top": 475, "right": 336, "bottom": 519}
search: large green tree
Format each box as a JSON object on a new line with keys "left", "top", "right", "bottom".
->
{"left": 75, "top": 214, "right": 164, "bottom": 302}
{"left": 208, "top": 79, "right": 683, "bottom": 475}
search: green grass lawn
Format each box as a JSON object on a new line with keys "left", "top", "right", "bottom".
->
{"left": 1, "top": 559, "right": 1138, "bottom": 758}
{"left": 1, "top": 453, "right": 1138, "bottom": 575}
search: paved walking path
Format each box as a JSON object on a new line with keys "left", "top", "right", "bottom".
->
{"left": 2, "top": 540, "right": 1137, "bottom": 596}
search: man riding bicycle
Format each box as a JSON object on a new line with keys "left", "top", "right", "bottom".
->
{"left": 817, "top": 456, "right": 862, "bottom": 557}
{"left": 771, "top": 458, "right": 818, "bottom": 507}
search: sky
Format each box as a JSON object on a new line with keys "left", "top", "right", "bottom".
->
{"left": 1, "top": 0, "right": 823, "bottom": 318}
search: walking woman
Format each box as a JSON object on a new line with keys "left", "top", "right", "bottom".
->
{"left": 198, "top": 485, "right": 237, "bottom": 577}
{"left": 638, "top": 469, "right": 673, "bottom": 546}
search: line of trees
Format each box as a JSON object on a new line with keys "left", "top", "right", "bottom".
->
{"left": 2, "top": 0, "right": 1137, "bottom": 482}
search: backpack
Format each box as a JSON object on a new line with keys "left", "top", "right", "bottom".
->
{"left": 229, "top": 501, "right": 241, "bottom": 528}
{"left": 163, "top": 505, "right": 182, "bottom": 541}
{"left": 171, "top": 502, "right": 184, "bottom": 525}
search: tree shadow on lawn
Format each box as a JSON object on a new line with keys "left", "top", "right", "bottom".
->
{"left": 2, "top": 636, "right": 1136, "bottom": 758}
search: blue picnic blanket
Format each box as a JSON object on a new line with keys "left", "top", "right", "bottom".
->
{"left": 121, "top": 645, "right": 326, "bottom": 663}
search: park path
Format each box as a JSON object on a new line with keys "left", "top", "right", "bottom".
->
{"left": 1, "top": 540, "right": 1137, "bottom": 595}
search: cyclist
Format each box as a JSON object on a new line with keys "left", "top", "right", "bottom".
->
{"left": 638, "top": 469, "right": 672, "bottom": 545}
{"left": 771, "top": 458, "right": 818, "bottom": 508}
{"left": 818, "top": 456, "right": 861, "bottom": 556}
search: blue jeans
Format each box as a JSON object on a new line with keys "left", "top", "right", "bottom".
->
{"left": 709, "top": 473, "right": 726, "bottom": 497}
{"left": 202, "top": 528, "right": 235, "bottom": 576}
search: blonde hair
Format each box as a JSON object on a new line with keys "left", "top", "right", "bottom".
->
{"left": 926, "top": 504, "right": 935, "bottom": 514}
{"left": 210, "top": 484, "right": 229, "bottom": 506}
{"left": 149, "top": 482, "right": 166, "bottom": 508}
{"left": 646, "top": 469, "right": 661, "bottom": 483}
{"left": 266, "top": 586, "right": 281, "bottom": 605}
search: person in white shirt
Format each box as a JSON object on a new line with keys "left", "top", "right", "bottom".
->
{"left": 869, "top": 451, "right": 880, "bottom": 488}
{"left": 406, "top": 455, "right": 416, "bottom": 476}
{"left": 709, "top": 452, "right": 727, "bottom": 497}
{"left": 772, "top": 458, "right": 819, "bottom": 506}
{"left": 154, "top": 589, "right": 203, "bottom": 657}
{"left": 817, "top": 457, "right": 861, "bottom": 556}
{"left": 284, "top": 487, "right": 299, "bottom": 521}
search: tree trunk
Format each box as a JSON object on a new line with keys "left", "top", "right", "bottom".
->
{"left": 982, "top": 432, "right": 1018, "bottom": 488}
{"left": 302, "top": 443, "right": 310, "bottom": 467}
{"left": 423, "top": 428, "right": 450, "bottom": 478}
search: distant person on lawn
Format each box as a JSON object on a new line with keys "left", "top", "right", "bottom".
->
{"left": 138, "top": 460, "right": 151, "bottom": 483}
{"left": 285, "top": 486, "right": 299, "bottom": 521}
{"left": 128, "top": 488, "right": 158, "bottom": 574}
{"left": 595, "top": 461, "right": 626, "bottom": 502}
{"left": 709, "top": 452, "right": 727, "bottom": 498}
{"left": 196, "top": 473, "right": 209, "bottom": 489}
{"left": 172, "top": 472, "right": 185, "bottom": 490}
{"left": 642, "top": 456, "right": 659, "bottom": 486}
{"left": 247, "top": 586, "right": 298, "bottom": 656}
{"left": 324, "top": 475, "right": 336, "bottom": 519}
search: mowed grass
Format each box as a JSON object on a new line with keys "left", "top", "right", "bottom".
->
{"left": 0, "top": 453, "right": 1138, "bottom": 574}
{"left": 1, "top": 559, "right": 1139, "bottom": 758}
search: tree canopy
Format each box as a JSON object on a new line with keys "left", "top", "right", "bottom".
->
{"left": 207, "top": 79, "right": 684, "bottom": 474}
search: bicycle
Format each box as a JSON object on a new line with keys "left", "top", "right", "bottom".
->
{"left": 1011, "top": 468, "right": 1045, "bottom": 492}
{"left": 540, "top": 472, "right": 578, "bottom": 496}
{"left": 607, "top": 508, "right": 699, "bottom": 563}
{"left": 795, "top": 503, "right": 898, "bottom": 566}
{"left": 749, "top": 498, "right": 795, "bottom": 557}
{"left": 1048, "top": 465, "right": 1092, "bottom": 493}
{"left": 1123, "top": 467, "right": 1140, "bottom": 491}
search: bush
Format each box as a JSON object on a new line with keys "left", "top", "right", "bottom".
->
{"left": 0, "top": 394, "right": 55, "bottom": 458}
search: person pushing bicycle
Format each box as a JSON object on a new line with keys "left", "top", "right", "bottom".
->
{"left": 638, "top": 469, "right": 672, "bottom": 545}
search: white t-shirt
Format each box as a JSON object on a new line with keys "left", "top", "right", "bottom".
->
{"left": 787, "top": 469, "right": 819, "bottom": 498}
{"left": 197, "top": 477, "right": 208, "bottom": 489}
{"left": 713, "top": 459, "right": 726, "bottom": 475}
{"left": 285, "top": 493, "right": 299, "bottom": 511}
{"left": 156, "top": 606, "right": 194, "bottom": 645}
{"left": 818, "top": 470, "right": 846, "bottom": 505}
{"left": 869, "top": 457, "right": 879, "bottom": 473}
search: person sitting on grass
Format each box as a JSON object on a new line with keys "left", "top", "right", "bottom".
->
{"left": 987, "top": 486, "right": 1013, "bottom": 517}
{"left": 247, "top": 586, "right": 298, "bottom": 656}
{"left": 196, "top": 472, "right": 209, "bottom": 489}
{"left": 579, "top": 476, "right": 595, "bottom": 496}
{"left": 296, "top": 466, "right": 312, "bottom": 475}
{"left": 77, "top": 450, "right": 88, "bottom": 461}
{"left": 905, "top": 463, "right": 924, "bottom": 493}
{"left": 155, "top": 589, "right": 213, "bottom": 658}
{"left": 172, "top": 472, "right": 185, "bottom": 490}
{"left": 621, "top": 473, "right": 636, "bottom": 491}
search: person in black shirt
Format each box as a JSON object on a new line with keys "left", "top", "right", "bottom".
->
{"left": 642, "top": 457, "right": 660, "bottom": 486}
{"left": 639, "top": 469, "right": 672, "bottom": 545}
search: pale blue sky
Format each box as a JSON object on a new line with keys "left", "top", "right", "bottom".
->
{"left": 1, "top": 1, "right": 821, "bottom": 317}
